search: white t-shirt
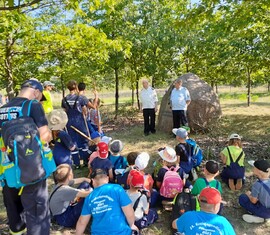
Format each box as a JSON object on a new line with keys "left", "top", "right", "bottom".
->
{"left": 140, "top": 87, "right": 158, "bottom": 109}
{"left": 170, "top": 86, "right": 190, "bottom": 110}
{"left": 126, "top": 191, "right": 148, "bottom": 220}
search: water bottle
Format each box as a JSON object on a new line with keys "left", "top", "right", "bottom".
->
{"left": 2, "top": 147, "right": 10, "bottom": 164}
{"left": 43, "top": 143, "right": 53, "bottom": 160}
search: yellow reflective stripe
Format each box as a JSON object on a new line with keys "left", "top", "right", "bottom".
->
{"left": 9, "top": 227, "right": 27, "bottom": 235}
{"left": 18, "top": 186, "right": 24, "bottom": 196}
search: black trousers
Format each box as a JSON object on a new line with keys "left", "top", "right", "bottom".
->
{"left": 3, "top": 180, "right": 50, "bottom": 235}
{"left": 172, "top": 110, "right": 188, "bottom": 128}
{"left": 143, "top": 108, "right": 156, "bottom": 134}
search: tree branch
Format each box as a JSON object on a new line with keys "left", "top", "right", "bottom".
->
{"left": 0, "top": 0, "right": 43, "bottom": 11}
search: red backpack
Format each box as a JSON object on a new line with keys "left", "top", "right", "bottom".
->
{"left": 160, "top": 166, "right": 184, "bottom": 198}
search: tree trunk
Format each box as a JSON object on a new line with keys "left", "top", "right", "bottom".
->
{"left": 136, "top": 79, "right": 140, "bottom": 110}
{"left": 131, "top": 87, "right": 134, "bottom": 107}
{"left": 152, "top": 76, "right": 156, "bottom": 88}
{"left": 268, "top": 81, "right": 270, "bottom": 92}
{"left": 60, "top": 74, "right": 65, "bottom": 98}
{"left": 215, "top": 84, "right": 218, "bottom": 94}
{"left": 247, "top": 67, "right": 252, "bottom": 107}
{"left": 210, "top": 81, "right": 214, "bottom": 89}
{"left": 115, "top": 68, "right": 119, "bottom": 119}
{"left": 4, "top": 37, "right": 15, "bottom": 100}
{"left": 185, "top": 59, "right": 189, "bottom": 73}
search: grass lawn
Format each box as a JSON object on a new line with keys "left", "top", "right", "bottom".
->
{"left": 1, "top": 86, "right": 270, "bottom": 234}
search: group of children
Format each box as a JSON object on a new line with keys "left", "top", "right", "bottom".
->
{"left": 47, "top": 106, "right": 270, "bottom": 232}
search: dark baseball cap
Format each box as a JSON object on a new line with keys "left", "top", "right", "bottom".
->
{"left": 251, "top": 159, "right": 270, "bottom": 173}
{"left": 21, "top": 79, "right": 43, "bottom": 92}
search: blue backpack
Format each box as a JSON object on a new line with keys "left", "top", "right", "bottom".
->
{"left": 0, "top": 100, "right": 56, "bottom": 189}
{"left": 186, "top": 138, "right": 203, "bottom": 167}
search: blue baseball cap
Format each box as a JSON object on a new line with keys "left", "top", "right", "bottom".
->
{"left": 21, "top": 79, "right": 43, "bottom": 92}
{"left": 172, "top": 128, "right": 188, "bottom": 139}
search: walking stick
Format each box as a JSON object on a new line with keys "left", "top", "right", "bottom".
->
{"left": 70, "top": 125, "right": 96, "bottom": 145}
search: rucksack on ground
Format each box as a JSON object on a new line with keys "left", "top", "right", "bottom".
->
{"left": 160, "top": 166, "right": 184, "bottom": 198}
{"left": 171, "top": 189, "right": 196, "bottom": 221}
{"left": 186, "top": 138, "right": 203, "bottom": 168}
{"left": 0, "top": 100, "right": 56, "bottom": 188}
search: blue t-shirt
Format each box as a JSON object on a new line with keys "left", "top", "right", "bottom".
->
{"left": 251, "top": 179, "right": 270, "bottom": 208}
{"left": 81, "top": 183, "right": 132, "bottom": 235}
{"left": 53, "top": 130, "right": 74, "bottom": 166}
{"left": 176, "top": 211, "right": 236, "bottom": 235}
{"left": 108, "top": 154, "right": 128, "bottom": 170}
{"left": 90, "top": 157, "right": 113, "bottom": 174}
{"left": 170, "top": 86, "right": 190, "bottom": 110}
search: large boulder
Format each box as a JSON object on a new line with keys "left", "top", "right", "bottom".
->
{"left": 157, "top": 73, "right": 222, "bottom": 132}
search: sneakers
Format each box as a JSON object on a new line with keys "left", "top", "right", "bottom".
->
{"left": 242, "top": 214, "right": 265, "bottom": 223}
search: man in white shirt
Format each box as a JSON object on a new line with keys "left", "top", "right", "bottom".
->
{"left": 140, "top": 79, "right": 158, "bottom": 136}
{"left": 170, "top": 78, "right": 191, "bottom": 128}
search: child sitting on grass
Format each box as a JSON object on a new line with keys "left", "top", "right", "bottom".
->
{"left": 135, "top": 152, "right": 158, "bottom": 207}
{"left": 239, "top": 159, "right": 270, "bottom": 223}
{"left": 108, "top": 140, "right": 128, "bottom": 171}
{"left": 173, "top": 128, "right": 194, "bottom": 180}
{"left": 126, "top": 170, "right": 158, "bottom": 230}
{"left": 191, "top": 160, "right": 222, "bottom": 196}
{"left": 220, "top": 133, "right": 245, "bottom": 190}
{"left": 89, "top": 142, "right": 114, "bottom": 182}
{"left": 115, "top": 151, "right": 139, "bottom": 189}
{"left": 192, "top": 160, "right": 223, "bottom": 214}
{"left": 49, "top": 164, "right": 92, "bottom": 228}
{"left": 156, "top": 147, "right": 186, "bottom": 210}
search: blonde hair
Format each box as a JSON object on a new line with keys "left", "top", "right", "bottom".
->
{"left": 163, "top": 160, "right": 177, "bottom": 167}
{"left": 53, "top": 164, "right": 72, "bottom": 183}
{"left": 228, "top": 139, "right": 242, "bottom": 148}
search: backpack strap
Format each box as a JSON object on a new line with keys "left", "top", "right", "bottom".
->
{"left": 6, "top": 99, "right": 34, "bottom": 120}
{"left": 203, "top": 178, "right": 219, "bottom": 189}
{"left": 226, "top": 147, "right": 234, "bottom": 163}
{"left": 114, "top": 156, "right": 124, "bottom": 169}
{"left": 203, "top": 177, "right": 209, "bottom": 187}
{"left": 64, "top": 95, "right": 79, "bottom": 110}
{"left": 258, "top": 180, "right": 270, "bottom": 196}
{"left": 164, "top": 165, "right": 179, "bottom": 172}
{"left": 49, "top": 184, "right": 64, "bottom": 215}
{"left": 171, "top": 166, "right": 180, "bottom": 172}
{"left": 235, "top": 151, "right": 244, "bottom": 164}
{"left": 19, "top": 99, "right": 36, "bottom": 117}
{"left": 64, "top": 97, "right": 71, "bottom": 109}
{"left": 215, "top": 180, "right": 220, "bottom": 189}
{"left": 73, "top": 96, "right": 79, "bottom": 109}
{"left": 133, "top": 193, "right": 143, "bottom": 211}
{"left": 179, "top": 144, "right": 192, "bottom": 163}
{"left": 227, "top": 147, "right": 243, "bottom": 164}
